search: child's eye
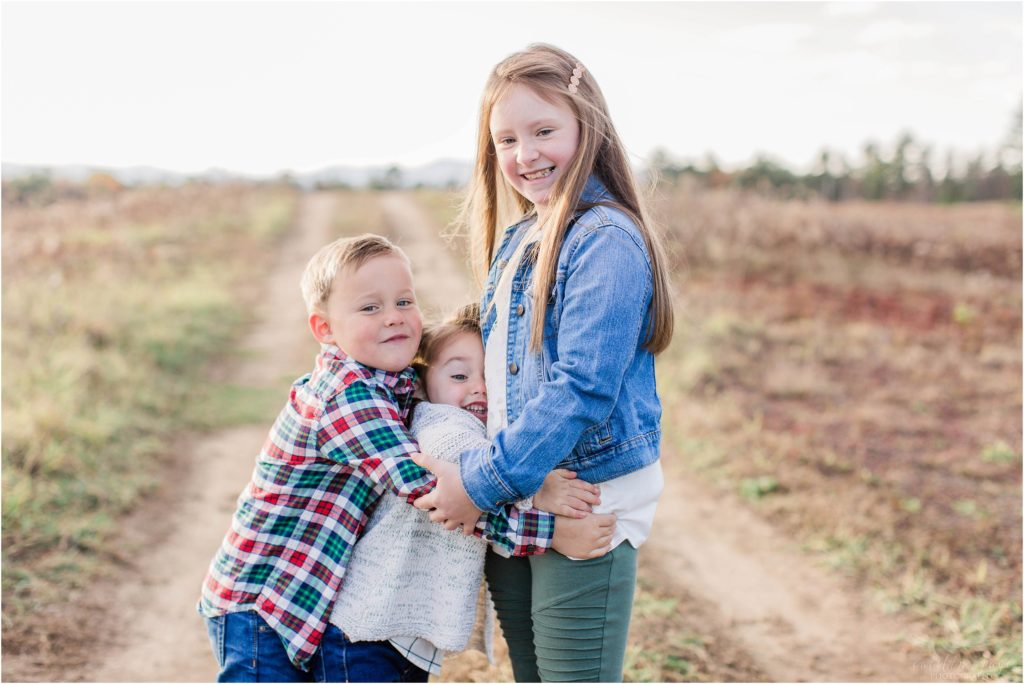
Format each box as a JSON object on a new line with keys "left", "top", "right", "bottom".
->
{"left": 537, "top": 128, "right": 553, "bottom": 137}
{"left": 360, "top": 304, "right": 379, "bottom": 313}
{"left": 451, "top": 374, "right": 468, "bottom": 382}
{"left": 497, "top": 137, "right": 514, "bottom": 146}
{"left": 397, "top": 298, "right": 415, "bottom": 307}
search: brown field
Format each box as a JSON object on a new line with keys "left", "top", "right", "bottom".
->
{"left": 1, "top": 182, "right": 1020, "bottom": 682}
{"left": 649, "top": 185, "right": 1022, "bottom": 679}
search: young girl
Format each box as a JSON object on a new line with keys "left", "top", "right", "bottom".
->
{"left": 330, "top": 304, "right": 613, "bottom": 679}
{"left": 412, "top": 43, "right": 675, "bottom": 682}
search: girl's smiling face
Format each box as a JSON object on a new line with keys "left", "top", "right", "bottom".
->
{"left": 489, "top": 83, "right": 580, "bottom": 218}
{"left": 425, "top": 331, "right": 488, "bottom": 423}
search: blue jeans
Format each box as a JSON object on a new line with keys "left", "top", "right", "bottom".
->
{"left": 205, "top": 611, "right": 429, "bottom": 682}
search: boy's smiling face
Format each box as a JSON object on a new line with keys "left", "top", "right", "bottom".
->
{"left": 310, "top": 254, "right": 423, "bottom": 372}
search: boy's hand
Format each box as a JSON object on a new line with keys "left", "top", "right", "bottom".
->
{"left": 533, "top": 469, "right": 601, "bottom": 519}
{"left": 552, "top": 512, "right": 615, "bottom": 559}
{"left": 412, "top": 452, "right": 482, "bottom": 535}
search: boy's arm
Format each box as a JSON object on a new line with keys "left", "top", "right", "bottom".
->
{"left": 319, "top": 381, "right": 552, "bottom": 556}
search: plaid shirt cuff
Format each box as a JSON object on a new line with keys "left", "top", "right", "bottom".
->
{"left": 477, "top": 506, "right": 554, "bottom": 556}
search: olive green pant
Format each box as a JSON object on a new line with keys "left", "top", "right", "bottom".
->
{"left": 484, "top": 543, "right": 638, "bottom": 682}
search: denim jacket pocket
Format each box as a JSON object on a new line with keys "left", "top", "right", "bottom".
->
{"left": 578, "top": 417, "right": 615, "bottom": 456}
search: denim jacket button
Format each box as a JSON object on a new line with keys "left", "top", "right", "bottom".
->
{"left": 516, "top": 304, "right": 525, "bottom": 316}
{"left": 509, "top": 362, "right": 519, "bottom": 375}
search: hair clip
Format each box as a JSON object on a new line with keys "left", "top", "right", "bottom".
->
{"left": 568, "top": 63, "right": 585, "bottom": 94}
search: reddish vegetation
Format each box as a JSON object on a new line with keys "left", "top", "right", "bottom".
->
{"left": 653, "top": 187, "right": 1022, "bottom": 672}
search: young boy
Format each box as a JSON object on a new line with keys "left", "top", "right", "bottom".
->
{"left": 197, "top": 234, "right": 596, "bottom": 682}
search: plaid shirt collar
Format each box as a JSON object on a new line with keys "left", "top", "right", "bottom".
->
{"left": 316, "top": 343, "right": 417, "bottom": 398}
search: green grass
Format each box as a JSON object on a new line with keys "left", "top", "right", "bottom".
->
{"left": 1, "top": 184, "right": 299, "bottom": 631}
{"left": 623, "top": 578, "right": 763, "bottom": 682}
{"left": 981, "top": 441, "right": 1018, "bottom": 464}
{"left": 624, "top": 588, "right": 710, "bottom": 682}
{"left": 912, "top": 597, "right": 1024, "bottom": 681}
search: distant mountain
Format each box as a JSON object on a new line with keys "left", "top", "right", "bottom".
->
{"left": 1, "top": 159, "right": 472, "bottom": 190}
{"left": 289, "top": 159, "right": 471, "bottom": 190}
{"left": 2, "top": 162, "right": 193, "bottom": 186}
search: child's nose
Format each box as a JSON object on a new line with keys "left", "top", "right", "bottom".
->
{"left": 517, "top": 141, "right": 539, "bottom": 165}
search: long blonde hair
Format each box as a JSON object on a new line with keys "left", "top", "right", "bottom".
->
{"left": 459, "top": 43, "right": 674, "bottom": 354}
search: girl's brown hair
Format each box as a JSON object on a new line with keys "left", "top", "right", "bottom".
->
{"left": 458, "top": 43, "right": 674, "bottom": 354}
{"left": 413, "top": 303, "right": 481, "bottom": 395}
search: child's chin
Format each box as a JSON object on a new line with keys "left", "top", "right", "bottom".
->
{"left": 378, "top": 358, "right": 416, "bottom": 373}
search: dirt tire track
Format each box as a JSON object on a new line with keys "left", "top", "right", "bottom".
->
{"left": 377, "top": 191, "right": 475, "bottom": 319}
{"left": 78, "top": 192, "right": 335, "bottom": 682}
{"left": 644, "top": 470, "right": 938, "bottom": 681}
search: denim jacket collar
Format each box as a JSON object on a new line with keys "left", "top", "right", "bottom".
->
{"left": 580, "top": 174, "right": 613, "bottom": 206}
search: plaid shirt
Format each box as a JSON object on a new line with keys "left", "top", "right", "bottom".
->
{"left": 198, "top": 344, "right": 554, "bottom": 670}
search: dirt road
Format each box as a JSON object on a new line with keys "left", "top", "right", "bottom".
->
{"left": 643, "top": 472, "right": 936, "bottom": 681}
{"left": 66, "top": 191, "right": 938, "bottom": 682}
{"left": 80, "top": 192, "right": 333, "bottom": 682}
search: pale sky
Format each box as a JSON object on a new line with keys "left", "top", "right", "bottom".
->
{"left": 2, "top": 1, "right": 1021, "bottom": 175}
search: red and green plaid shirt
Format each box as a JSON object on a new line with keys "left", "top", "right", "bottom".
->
{"left": 198, "top": 344, "right": 553, "bottom": 670}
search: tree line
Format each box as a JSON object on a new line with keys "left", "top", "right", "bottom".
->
{"left": 649, "top": 107, "right": 1022, "bottom": 203}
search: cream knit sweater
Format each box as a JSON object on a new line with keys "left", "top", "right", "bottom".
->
{"left": 328, "top": 402, "right": 494, "bottom": 654}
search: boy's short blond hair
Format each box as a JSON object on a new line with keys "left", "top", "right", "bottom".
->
{"left": 300, "top": 234, "right": 410, "bottom": 313}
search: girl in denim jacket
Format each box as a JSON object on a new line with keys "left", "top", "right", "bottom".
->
{"left": 413, "top": 43, "right": 675, "bottom": 682}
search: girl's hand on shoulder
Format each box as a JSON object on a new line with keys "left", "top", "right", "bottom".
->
{"left": 534, "top": 469, "right": 601, "bottom": 519}
{"left": 551, "top": 511, "right": 615, "bottom": 559}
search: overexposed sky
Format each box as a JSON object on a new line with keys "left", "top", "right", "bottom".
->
{"left": 2, "top": 1, "right": 1021, "bottom": 175}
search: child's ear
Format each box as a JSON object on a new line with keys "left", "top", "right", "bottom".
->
{"left": 308, "top": 311, "right": 335, "bottom": 344}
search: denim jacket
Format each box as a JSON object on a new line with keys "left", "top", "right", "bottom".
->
{"left": 461, "top": 176, "right": 663, "bottom": 512}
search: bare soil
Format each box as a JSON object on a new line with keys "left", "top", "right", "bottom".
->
{"left": 4, "top": 190, "right": 947, "bottom": 682}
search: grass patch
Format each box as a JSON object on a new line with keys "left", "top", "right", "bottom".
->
{"left": 981, "top": 441, "right": 1018, "bottom": 464}
{"left": 625, "top": 578, "right": 763, "bottom": 682}
{"left": 183, "top": 383, "right": 287, "bottom": 430}
{"left": 1, "top": 183, "right": 299, "bottom": 648}
{"left": 739, "top": 475, "right": 780, "bottom": 502}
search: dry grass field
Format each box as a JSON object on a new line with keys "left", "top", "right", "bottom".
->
{"left": 1, "top": 181, "right": 1019, "bottom": 681}
{"left": 1, "top": 183, "right": 299, "bottom": 673}
{"left": 648, "top": 184, "right": 1021, "bottom": 680}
